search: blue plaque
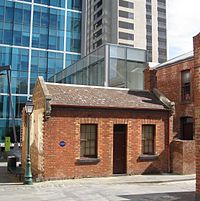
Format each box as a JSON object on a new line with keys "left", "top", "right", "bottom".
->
{"left": 59, "top": 141, "right": 66, "bottom": 147}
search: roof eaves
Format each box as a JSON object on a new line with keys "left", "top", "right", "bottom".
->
{"left": 50, "top": 103, "right": 168, "bottom": 111}
{"left": 154, "top": 51, "right": 194, "bottom": 69}
{"left": 37, "top": 76, "right": 52, "bottom": 119}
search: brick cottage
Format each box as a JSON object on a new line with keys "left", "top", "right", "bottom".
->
{"left": 21, "top": 77, "right": 174, "bottom": 180}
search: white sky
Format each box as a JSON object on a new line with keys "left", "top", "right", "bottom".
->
{"left": 167, "top": 0, "right": 200, "bottom": 59}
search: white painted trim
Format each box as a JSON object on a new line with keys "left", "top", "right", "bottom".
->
{"left": 0, "top": 93, "right": 28, "bottom": 97}
{"left": 63, "top": 0, "right": 68, "bottom": 69}
{"left": 0, "top": 44, "right": 81, "bottom": 55}
{"left": 27, "top": 0, "right": 34, "bottom": 98}
{"left": 67, "top": 9, "right": 81, "bottom": 14}
{"left": 104, "top": 45, "right": 109, "bottom": 87}
{"left": 7, "top": 0, "right": 81, "bottom": 13}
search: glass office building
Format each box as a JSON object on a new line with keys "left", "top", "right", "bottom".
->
{"left": 49, "top": 44, "right": 147, "bottom": 90}
{"left": 0, "top": 0, "right": 82, "bottom": 142}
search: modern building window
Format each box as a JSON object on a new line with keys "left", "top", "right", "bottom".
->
{"left": 119, "top": 10, "right": 134, "bottom": 19}
{"left": 158, "top": 7, "right": 166, "bottom": 18}
{"left": 158, "top": 0, "right": 166, "bottom": 6}
{"left": 180, "top": 117, "right": 194, "bottom": 140}
{"left": 142, "top": 125, "right": 155, "bottom": 155}
{"left": 146, "top": 4, "right": 152, "bottom": 14}
{"left": 181, "top": 70, "right": 191, "bottom": 101}
{"left": 94, "top": 0, "right": 102, "bottom": 11}
{"left": 119, "top": 0, "right": 134, "bottom": 9}
{"left": 119, "top": 21, "right": 134, "bottom": 30}
{"left": 80, "top": 124, "right": 97, "bottom": 158}
{"left": 67, "top": 0, "right": 82, "bottom": 11}
{"left": 94, "top": 9, "right": 102, "bottom": 21}
{"left": 93, "top": 38, "right": 102, "bottom": 49}
{"left": 93, "top": 29, "right": 102, "bottom": 39}
{"left": 93, "top": 19, "right": 102, "bottom": 30}
{"left": 119, "top": 32, "right": 134, "bottom": 40}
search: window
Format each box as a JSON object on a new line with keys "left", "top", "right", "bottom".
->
{"left": 119, "top": 0, "right": 134, "bottom": 8}
{"left": 119, "top": 21, "right": 134, "bottom": 30}
{"left": 93, "top": 38, "right": 102, "bottom": 49}
{"left": 94, "top": 9, "right": 102, "bottom": 21}
{"left": 94, "top": 19, "right": 102, "bottom": 30}
{"left": 181, "top": 117, "right": 194, "bottom": 140}
{"left": 181, "top": 70, "right": 191, "bottom": 101}
{"left": 142, "top": 125, "right": 155, "bottom": 155}
{"left": 94, "top": 0, "right": 102, "bottom": 11}
{"left": 119, "top": 10, "right": 134, "bottom": 19}
{"left": 93, "top": 29, "right": 102, "bottom": 39}
{"left": 119, "top": 32, "right": 134, "bottom": 40}
{"left": 80, "top": 124, "right": 97, "bottom": 158}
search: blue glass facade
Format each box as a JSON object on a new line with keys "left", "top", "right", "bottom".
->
{"left": 0, "top": 0, "right": 82, "bottom": 142}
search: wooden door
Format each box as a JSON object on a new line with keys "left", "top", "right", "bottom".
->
{"left": 113, "top": 124, "right": 127, "bottom": 174}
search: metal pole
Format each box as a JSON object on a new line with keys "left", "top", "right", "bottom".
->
{"left": 24, "top": 114, "right": 32, "bottom": 185}
{"left": 6, "top": 69, "right": 17, "bottom": 144}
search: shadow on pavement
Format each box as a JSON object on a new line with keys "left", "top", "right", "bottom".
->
{"left": 118, "top": 191, "right": 195, "bottom": 201}
{"left": 0, "top": 162, "right": 21, "bottom": 184}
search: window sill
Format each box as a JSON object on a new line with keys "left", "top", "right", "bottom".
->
{"left": 180, "top": 100, "right": 192, "bottom": 105}
{"left": 139, "top": 154, "right": 159, "bottom": 161}
{"left": 76, "top": 158, "right": 100, "bottom": 165}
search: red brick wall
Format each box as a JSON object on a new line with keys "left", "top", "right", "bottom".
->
{"left": 171, "top": 140, "right": 195, "bottom": 174}
{"left": 21, "top": 78, "right": 47, "bottom": 178}
{"left": 145, "top": 60, "right": 195, "bottom": 139}
{"left": 40, "top": 107, "right": 171, "bottom": 180}
{"left": 144, "top": 68, "right": 157, "bottom": 91}
{"left": 194, "top": 33, "right": 200, "bottom": 198}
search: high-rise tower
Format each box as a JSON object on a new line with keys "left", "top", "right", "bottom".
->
{"left": 82, "top": 0, "right": 167, "bottom": 63}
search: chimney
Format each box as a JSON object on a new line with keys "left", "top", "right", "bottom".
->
{"left": 144, "top": 66, "right": 157, "bottom": 91}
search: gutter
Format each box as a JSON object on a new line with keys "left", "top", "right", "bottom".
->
{"left": 50, "top": 103, "right": 170, "bottom": 112}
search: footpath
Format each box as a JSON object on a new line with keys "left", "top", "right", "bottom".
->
{"left": 0, "top": 161, "right": 196, "bottom": 201}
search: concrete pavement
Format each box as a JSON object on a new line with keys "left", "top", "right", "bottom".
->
{"left": 0, "top": 162, "right": 196, "bottom": 201}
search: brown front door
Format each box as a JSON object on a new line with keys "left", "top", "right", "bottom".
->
{"left": 113, "top": 124, "right": 127, "bottom": 174}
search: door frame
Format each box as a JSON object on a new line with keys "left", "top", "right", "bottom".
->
{"left": 113, "top": 124, "right": 127, "bottom": 174}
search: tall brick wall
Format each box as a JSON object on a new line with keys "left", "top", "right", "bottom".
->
{"left": 145, "top": 59, "right": 194, "bottom": 139}
{"left": 171, "top": 140, "right": 195, "bottom": 174}
{"left": 144, "top": 68, "right": 157, "bottom": 91}
{"left": 39, "top": 107, "right": 171, "bottom": 180}
{"left": 21, "top": 78, "right": 46, "bottom": 178}
{"left": 194, "top": 33, "right": 200, "bottom": 200}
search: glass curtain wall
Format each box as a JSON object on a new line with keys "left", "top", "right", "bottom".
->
{"left": 49, "top": 44, "right": 147, "bottom": 90}
{"left": 0, "top": 0, "right": 82, "bottom": 142}
{"left": 109, "top": 45, "right": 146, "bottom": 89}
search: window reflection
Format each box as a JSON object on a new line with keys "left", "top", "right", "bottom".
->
{"left": 66, "top": 12, "right": 81, "bottom": 53}
{"left": 32, "top": 6, "right": 65, "bottom": 50}
{"left": 67, "top": 0, "right": 82, "bottom": 11}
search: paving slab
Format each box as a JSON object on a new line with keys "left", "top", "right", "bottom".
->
{"left": 0, "top": 162, "right": 196, "bottom": 201}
